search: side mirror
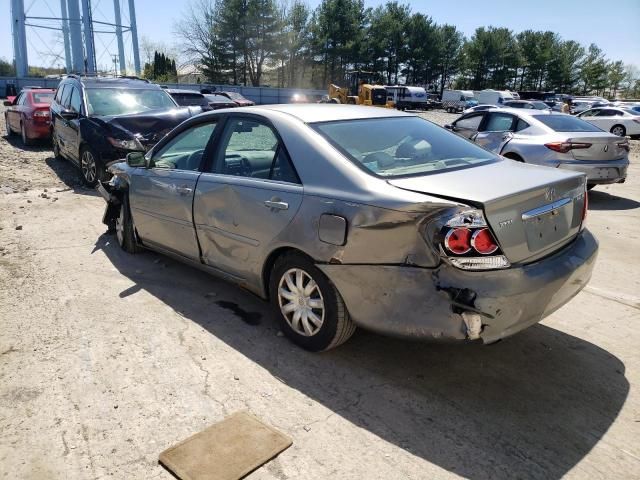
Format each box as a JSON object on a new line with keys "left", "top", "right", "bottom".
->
{"left": 3, "top": 100, "right": 12, "bottom": 107}
{"left": 126, "top": 151, "right": 146, "bottom": 167}
{"left": 60, "top": 109, "right": 79, "bottom": 120}
{"left": 444, "top": 124, "right": 453, "bottom": 130}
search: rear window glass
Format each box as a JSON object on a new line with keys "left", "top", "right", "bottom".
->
{"left": 32, "top": 92, "right": 54, "bottom": 104}
{"left": 171, "top": 93, "right": 206, "bottom": 107}
{"left": 535, "top": 115, "right": 602, "bottom": 132}
{"left": 313, "top": 117, "right": 496, "bottom": 178}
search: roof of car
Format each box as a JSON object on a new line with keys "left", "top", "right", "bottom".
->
{"left": 166, "top": 89, "right": 204, "bottom": 96}
{"left": 244, "top": 104, "right": 411, "bottom": 123}
{"left": 62, "top": 76, "right": 159, "bottom": 89}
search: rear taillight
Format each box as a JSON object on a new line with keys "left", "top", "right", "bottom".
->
{"left": 582, "top": 189, "right": 588, "bottom": 224}
{"left": 544, "top": 141, "right": 592, "bottom": 153}
{"left": 438, "top": 209, "right": 509, "bottom": 270}
{"left": 33, "top": 109, "right": 50, "bottom": 122}
{"left": 617, "top": 140, "right": 630, "bottom": 152}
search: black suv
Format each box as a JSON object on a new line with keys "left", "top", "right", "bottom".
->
{"left": 51, "top": 76, "right": 199, "bottom": 185}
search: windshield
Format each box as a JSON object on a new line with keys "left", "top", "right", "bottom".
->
{"left": 531, "top": 101, "right": 549, "bottom": 110}
{"left": 224, "top": 92, "right": 243, "bottom": 100}
{"left": 32, "top": 92, "right": 54, "bottom": 104}
{"left": 85, "top": 88, "right": 176, "bottom": 116}
{"left": 535, "top": 115, "right": 602, "bottom": 132}
{"left": 313, "top": 117, "right": 496, "bottom": 178}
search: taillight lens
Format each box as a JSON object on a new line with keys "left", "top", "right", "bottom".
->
{"left": 582, "top": 189, "right": 588, "bottom": 223}
{"left": 444, "top": 228, "right": 472, "bottom": 254}
{"left": 544, "top": 141, "right": 592, "bottom": 153}
{"left": 471, "top": 228, "right": 499, "bottom": 255}
{"left": 33, "top": 109, "right": 50, "bottom": 122}
{"left": 438, "top": 209, "right": 509, "bottom": 270}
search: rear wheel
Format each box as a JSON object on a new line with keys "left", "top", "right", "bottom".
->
{"left": 80, "top": 145, "right": 105, "bottom": 186}
{"left": 269, "top": 252, "right": 355, "bottom": 351}
{"left": 610, "top": 124, "right": 626, "bottom": 137}
{"left": 52, "top": 134, "right": 63, "bottom": 159}
{"left": 20, "top": 122, "right": 33, "bottom": 146}
{"left": 116, "top": 194, "right": 142, "bottom": 254}
{"left": 4, "top": 115, "right": 13, "bottom": 136}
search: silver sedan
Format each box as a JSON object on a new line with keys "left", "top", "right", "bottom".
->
{"left": 446, "top": 108, "right": 629, "bottom": 188}
{"left": 99, "top": 105, "right": 597, "bottom": 351}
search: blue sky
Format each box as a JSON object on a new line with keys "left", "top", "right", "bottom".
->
{"left": 3, "top": 0, "right": 639, "bottom": 70}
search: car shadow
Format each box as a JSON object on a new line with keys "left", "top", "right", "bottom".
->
{"left": 588, "top": 189, "right": 640, "bottom": 211}
{"left": 2, "top": 132, "right": 51, "bottom": 152}
{"left": 96, "top": 234, "right": 629, "bottom": 479}
{"left": 43, "top": 156, "right": 98, "bottom": 196}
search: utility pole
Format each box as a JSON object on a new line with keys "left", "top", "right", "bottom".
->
{"left": 11, "top": 0, "right": 29, "bottom": 77}
{"left": 81, "top": 0, "right": 97, "bottom": 74}
{"left": 59, "top": 0, "right": 72, "bottom": 73}
{"left": 111, "top": 54, "right": 119, "bottom": 77}
{"left": 128, "top": 0, "right": 141, "bottom": 75}
{"left": 113, "top": 0, "right": 126, "bottom": 74}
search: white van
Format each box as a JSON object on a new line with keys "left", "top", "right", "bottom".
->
{"left": 441, "top": 90, "right": 478, "bottom": 113}
{"left": 385, "top": 85, "right": 428, "bottom": 110}
{"left": 474, "top": 89, "right": 517, "bottom": 106}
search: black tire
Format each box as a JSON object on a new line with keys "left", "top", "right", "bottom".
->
{"left": 52, "top": 134, "right": 63, "bottom": 160}
{"left": 79, "top": 145, "right": 106, "bottom": 186}
{"left": 20, "top": 122, "right": 33, "bottom": 146}
{"left": 269, "top": 252, "right": 355, "bottom": 352}
{"left": 587, "top": 184, "right": 596, "bottom": 191}
{"left": 116, "top": 194, "right": 142, "bottom": 254}
{"left": 610, "top": 124, "right": 626, "bottom": 137}
{"left": 5, "top": 115, "right": 14, "bottom": 136}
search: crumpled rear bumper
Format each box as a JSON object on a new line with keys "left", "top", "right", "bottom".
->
{"left": 317, "top": 229, "right": 598, "bottom": 343}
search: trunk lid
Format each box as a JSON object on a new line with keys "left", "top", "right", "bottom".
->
{"left": 566, "top": 132, "right": 627, "bottom": 161}
{"left": 388, "top": 160, "right": 587, "bottom": 264}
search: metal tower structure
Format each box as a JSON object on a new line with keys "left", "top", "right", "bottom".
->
{"left": 10, "top": 0, "right": 141, "bottom": 77}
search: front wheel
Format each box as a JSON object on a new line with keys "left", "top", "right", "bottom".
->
{"left": 269, "top": 252, "right": 355, "bottom": 351}
{"left": 116, "top": 194, "right": 142, "bottom": 253}
{"left": 5, "top": 115, "right": 14, "bottom": 136}
{"left": 80, "top": 145, "right": 105, "bottom": 186}
{"left": 610, "top": 125, "right": 626, "bottom": 137}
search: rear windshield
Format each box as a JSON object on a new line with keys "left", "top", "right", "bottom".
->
{"left": 535, "top": 115, "right": 602, "bottom": 132}
{"left": 85, "top": 88, "right": 176, "bottom": 116}
{"left": 32, "top": 92, "right": 54, "bottom": 104}
{"left": 171, "top": 93, "right": 206, "bottom": 107}
{"left": 313, "top": 116, "right": 496, "bottom": 178}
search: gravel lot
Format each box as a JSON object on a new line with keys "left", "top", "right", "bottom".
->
{"left": 1, "top": 105, "right": 639, "bottom": 479}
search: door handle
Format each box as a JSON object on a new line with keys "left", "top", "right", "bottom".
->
{"left": 264, "top": 199, "right": 289, "bottom": 210}
{"left": 176, "top": 186, "right": 193, "bottom": 195}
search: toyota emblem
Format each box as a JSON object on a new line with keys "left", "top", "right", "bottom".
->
{"left": 603, "top": 145, "right": 609, "bottom": 152}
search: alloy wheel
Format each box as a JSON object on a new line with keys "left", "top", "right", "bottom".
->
{"left": 611, "top": 126, "right": 625, "bottom": 137}
{"left": 277, "top": 268, "right": 325, "bottom": 337}
{"left": 81, "top": 150, "right": 97, "bottom": 183}
{"left": 115, "top": 205, "right": 125, "bottom": 247}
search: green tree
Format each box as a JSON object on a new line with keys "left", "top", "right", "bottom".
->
{"left": 580, "top": 44, "right": 608, "bottom": 95}
{"left": 607, "top": 60, "right": 626, "bottom": 98}
{"left": 436, "top": 24, "right": 463, "bottom": 94}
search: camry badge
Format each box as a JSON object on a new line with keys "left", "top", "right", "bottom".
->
{"left": 499, "top": 219, "right": 513, "bottom": 228}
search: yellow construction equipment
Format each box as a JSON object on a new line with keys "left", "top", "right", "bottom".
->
{"left": 327, "top": 71, "right": 393, "bottom": 107}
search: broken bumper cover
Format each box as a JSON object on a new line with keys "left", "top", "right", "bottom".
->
{"left": 318, "top": 228, "right": 598, "bottom": 343}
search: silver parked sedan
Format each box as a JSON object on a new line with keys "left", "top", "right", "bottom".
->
{"left": 446, "top": 108, "right": 629, "bottom": 189}
{"left": 99, "top": 105, "right": 597, "bottom": 351}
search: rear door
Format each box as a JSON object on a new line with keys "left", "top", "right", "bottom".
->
{"left": 473, "top": 112, "right": 517, "bottom": 153}
{"left": 7, "top": 92, "right": 24, "bottom": 131}
{"left": 129, "top": 120, "right": 219, "bottom": 260}
{"left": 451, "top": 112, "right": 485, "bottom": 139}
{"left": 193, "top": 115, "right": 303, "bottom": 279}
{"left": 65, "top": 86, "right": 83, "bottom": 161}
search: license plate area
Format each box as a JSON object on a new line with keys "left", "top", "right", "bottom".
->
{"left": 522, "top": 198, "right": 573, "bottom": 252}
{"left": 591, "top": 167, "right": 617, "bottom": 180}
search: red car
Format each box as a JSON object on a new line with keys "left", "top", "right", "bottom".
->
{"left": 4, "top": 88, "right": 56, "bottom": 145}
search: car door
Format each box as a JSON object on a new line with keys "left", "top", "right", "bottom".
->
{"left": 7, "top": 92, "right": 24, "bottom": 132}
{"left": 129, "top": 120, "right": 219, "bottom": 260}
{"left": 451, "top": 112, "right": 485, "bottom": 139}
{"left": 193, "top": 115, "right": 303, "bottom": 281}
{"left": 55, "top": 85, "right": 75, "bottom": 158}
{"left": 472, "top": 112, "right": 517, "bottom": 153}
{"left": 64, "top": 86, "right": 83, "bottom": 162}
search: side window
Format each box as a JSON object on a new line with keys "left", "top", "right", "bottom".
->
{"left": 215, "top": 118, "right": 299, "bottom": 183}
{"left": 69, "top": 87, "right": 82, "bottom": 113}
{"left": 60, "top": 85, "right": 72, "bottom": 109}
{"left": 484, "top": 113, "right": 515, "bottom": 132}
{"left": 153, "top": 122, "right": 217, "bottom": 171}
{"left": 54, "top": 87, "right": 62, "bottom": 102}
{"left": 515, "top": 118, "right": 530, "bottom": 132}
{"left": 14, "top": 93, "right": 25, "bottom": 105}
{"left": 455, "top": 114, "right": 483, "bottom": 131}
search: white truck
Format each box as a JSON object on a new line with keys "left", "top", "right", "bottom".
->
{"left": 474, "top": 89, "right": 518, "bottom": 106}
{"left": 441, "top": 90, "right": 478, "bottom": 113}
